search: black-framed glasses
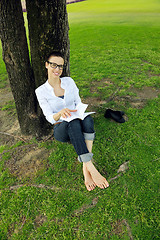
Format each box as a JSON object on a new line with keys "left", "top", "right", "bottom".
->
{"left": 47, "top": 61, "right": 63, "bottom": 70}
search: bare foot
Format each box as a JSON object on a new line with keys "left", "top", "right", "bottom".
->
{"left": 83, "top": 164, "right": 96, "bottom": 191}
{"left": 84, "top": 161, "right": 109, "bottom": 189}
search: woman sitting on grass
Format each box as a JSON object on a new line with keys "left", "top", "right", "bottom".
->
{"left": 35, "top": 51, "right": 109, "bottom": 191}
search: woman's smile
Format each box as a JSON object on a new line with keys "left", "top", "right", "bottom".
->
{"left": 53, "top": 71, "right": 60, "bottom": 76}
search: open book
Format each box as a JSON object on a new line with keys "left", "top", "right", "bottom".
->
{"left": 60, "top": 102, "right": 95, "bottom": 122}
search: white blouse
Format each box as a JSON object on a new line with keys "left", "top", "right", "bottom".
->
{"left": 35, "top": 77, "right": 81, "bottom": 124}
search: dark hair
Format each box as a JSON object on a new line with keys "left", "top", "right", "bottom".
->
{"left": 46, "top": 51, "right": 64, "bottom": 62}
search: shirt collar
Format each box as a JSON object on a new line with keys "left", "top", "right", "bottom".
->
{"left": 45, "top": 78, "right": 65, "bottom": 91}
{"left": 45, "top": 80, "right": 54, "bottom": 91}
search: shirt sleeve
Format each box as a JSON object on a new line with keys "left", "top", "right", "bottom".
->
{"left": 70, "top": 78, "right": 81, "bottom": 106}
{"left": 35, "top": 88, "right": 56, "bottom": 125}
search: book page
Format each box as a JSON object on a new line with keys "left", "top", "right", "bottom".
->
{"left": 60, "top": 103, "right": 95, "bottom": 122}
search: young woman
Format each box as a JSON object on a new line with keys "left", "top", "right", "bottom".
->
{"left": 35, "top": 52, "right": 109, "bottom": 191}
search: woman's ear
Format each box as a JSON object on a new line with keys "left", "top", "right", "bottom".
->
{"left": 45, "top": 61, "right": 49, "bottom": 69}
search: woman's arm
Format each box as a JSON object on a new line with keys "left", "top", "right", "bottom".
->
{"left": 36, "top": 89, "right": 77, "bottom": 123}
{"left": 71, "top": 79, "right": 81, "bottom": 106}
{"left": 35, "top": 89, "right": 57, "bottom": 124}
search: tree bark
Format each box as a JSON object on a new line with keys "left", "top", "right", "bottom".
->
{"left": 26, "top": 0, "right": 70, "bottom": 88}
{"left": 0, "top": 0, "right": 51, "bottom": 137}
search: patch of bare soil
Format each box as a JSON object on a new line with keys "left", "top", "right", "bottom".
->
{"left": 0, "top": 87, "right": 19, "bottom": 144}
{"left": 34, "top": 214, "right": 47, "bottom": 228}
{"left": 109, "top": 219, "right": 134, "bottom": 240}
{"left": 0, "top": 87, "right": 23, "bottom": 147}
{"left": 113, "top": 86, "right": 160, "bottom": 109}
{"left": 87, "top": 78, "right": 160, "bottom": 109}
{"left": 4, "top": 144, "right": 50, "bottom": 180}
{"left": 0, "top": 87, "right": 13, "bottom": 105}
{"left": 0, "top": 86, "right": 52, "bottom": 179}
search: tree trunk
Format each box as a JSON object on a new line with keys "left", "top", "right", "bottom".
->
{"left": 26, "top": 0, "right": 70, "bottom": 88}
{"left": 0, "top": 0, "right": 51, "bottom": 137}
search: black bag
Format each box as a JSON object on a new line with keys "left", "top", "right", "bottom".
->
{"left": 104, "top": 109, "right": 125, "bottom": 123}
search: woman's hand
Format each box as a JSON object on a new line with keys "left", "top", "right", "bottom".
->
{"left": 59, "top": 108, "right": 77, "bottom": 118}
{"left": 53, "top": 108, "right": 77, "bottom": 121}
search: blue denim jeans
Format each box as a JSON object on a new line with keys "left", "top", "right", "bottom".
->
{"left": 53, "top": 115, "right": 95, "bottom": 162}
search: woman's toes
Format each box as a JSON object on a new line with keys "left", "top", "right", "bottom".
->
{"left": 104, "top": 180, "right": 109, "bottom": 188}
{"left": 97, "top": 181, "right": 109, "bottom": 189}
{"left": 85, "top": 182, "right": 96, "bottom": 191}
{"left": 87, "top": 184, "right": 92, "bottom": 191}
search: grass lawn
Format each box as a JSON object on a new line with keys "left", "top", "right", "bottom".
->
{"left": 0, "top": 0, "right": 160, "bottom": 239}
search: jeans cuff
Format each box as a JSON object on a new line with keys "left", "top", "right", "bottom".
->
{"left": 78, "top": 152, "right": 93, "bottom": 163}
{"left": 83, "top": 132, "right": 95, "bottom": 141}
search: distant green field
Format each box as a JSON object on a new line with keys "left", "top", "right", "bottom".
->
{"left": 68, "top": 0, "right": 160, "bottom": 13}
{"left": 67, "top": 0, "right": 160, "bottom": 25}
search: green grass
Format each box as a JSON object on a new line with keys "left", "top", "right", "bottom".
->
{"left": 1, "top": 100, "right": 16, "bottom": 110}
{"left": 0, "top": 0, "right": 160, "bottom": 239}
{"left": 69, "top": 24, "right": 160, "bottom": 99}
{"left": 0, "top": 46, "right": 7, "bottom": 88}
{"left": 0, "top": 99, "right": 159, "bottom": 239}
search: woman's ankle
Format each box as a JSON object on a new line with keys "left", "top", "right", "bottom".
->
{"left": 83, "top": 160, "right": 97, "bottom": 172}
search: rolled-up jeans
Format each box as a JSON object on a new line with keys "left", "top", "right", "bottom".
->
{"left": 53, "top": 115, "right": 95, "bottom": 163}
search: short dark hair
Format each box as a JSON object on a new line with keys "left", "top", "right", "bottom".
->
{"left": 46, "top": 51, "right": 64, "bottom": 62}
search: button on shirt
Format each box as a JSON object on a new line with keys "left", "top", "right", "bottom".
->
{"left": 35, "top": 77, "right": 81, "bottom": 124}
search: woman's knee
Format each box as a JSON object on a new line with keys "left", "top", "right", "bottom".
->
{"left": 54, "top": 122, "right": 70, "bottom": 142}
{"left": 82, "top": 116, "right": 94, "bottom": 133}
{"left": 68, "top": 119, "right": 82, "bottom": 131}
